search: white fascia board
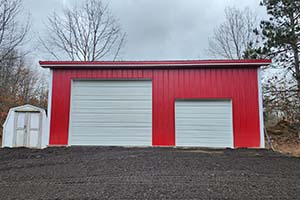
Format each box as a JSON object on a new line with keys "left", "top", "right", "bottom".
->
{"left": 40, "top": 62, "right": 270, "bottom": 68}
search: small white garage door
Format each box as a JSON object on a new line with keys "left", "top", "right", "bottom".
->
{"left": 69, "top": 80, "right": 152, "bottom": 146}
{"left": 175, "top": 100, "right": 233, "bottom": 148}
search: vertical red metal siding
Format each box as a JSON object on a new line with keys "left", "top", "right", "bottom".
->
{"left": 49, "top": 68, "right": 260, "bottom": 148}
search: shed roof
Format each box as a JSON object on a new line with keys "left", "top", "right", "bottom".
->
{"left": 3, "top": 104, "right": 45, "bottom": 127}
{"left": 39, "top": 59, "right": 271, "bottom": 69}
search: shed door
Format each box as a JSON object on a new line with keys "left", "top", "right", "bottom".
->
{"left": 175, "top": 100, "right": 233, "bottom": 148}
{"left": 15, "top": 112, "right": 27, "bottom": 147}
{"left": 69, "top": 80, "right": 152, "bottom": 146}
{"left": 27, "top": 113, "right": 41, "bottom": 147}
{"left": 14, "top": 112, "right": 41, "bottom": 148}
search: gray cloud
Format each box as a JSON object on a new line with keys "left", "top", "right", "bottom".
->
{"left": 23, "top": 0, "right": 266, "bottom": 61}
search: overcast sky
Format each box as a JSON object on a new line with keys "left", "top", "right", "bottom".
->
{"left": 23, "top": 0, "right": 267, "bottom": 63}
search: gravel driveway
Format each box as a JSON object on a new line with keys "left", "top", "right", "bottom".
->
{"left": 0, "top": 147, "right": 299, "bottom": 199}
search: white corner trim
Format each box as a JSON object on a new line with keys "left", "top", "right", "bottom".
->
{"left": 258, "top": 68, "right": 265, "bottom": 148}
{"left": 67, "top": 79, "right": 74, "bottom": 146}
{"left": 47, "top": 69, "right": 53, "bottom": 146}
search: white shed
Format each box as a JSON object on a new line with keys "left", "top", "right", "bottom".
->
{"left": 2, "top": 104, "right": 48, "bottom": 148}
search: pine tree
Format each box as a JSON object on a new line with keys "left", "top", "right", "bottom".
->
{"left": 255, "top": 0, "right": 300, "bottom": 93}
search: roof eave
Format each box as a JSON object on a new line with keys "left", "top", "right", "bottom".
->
{"left": 39, "top": 60, "right": 271, "bottom": 69}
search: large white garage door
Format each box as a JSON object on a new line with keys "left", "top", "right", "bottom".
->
{"left": 175, "top": 100, "right": 233, "bottom": 148}
{"left": 69, "top": 80, "right": 152, "bottom": 146}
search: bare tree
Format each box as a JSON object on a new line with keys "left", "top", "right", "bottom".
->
{"left": 208, "top": 7, "right": 258, "bottom": 59}
{"left": 0, "top": 0, "right": 48, "bottom": 138}
{"left": 41, "top": 0, "right": 126, "bottom": 61}
{"left": 263, "top": 71, "right": 300, "bottom": 122}
{"left": 0, "top": 0, "right": 29, "bottom": 63}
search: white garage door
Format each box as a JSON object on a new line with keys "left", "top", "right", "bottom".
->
{"left": 69, "top": 80, "right": 152, "bottom": 146}
{"left": 175, "top": 100, "right": 233, "bottom": 148}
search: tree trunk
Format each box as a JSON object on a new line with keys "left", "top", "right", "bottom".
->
{"left": 290, "top": 10, "right": 300, "bottom": 95}
{"left": 292, "top": 45, "right": 300, "bottom": 95}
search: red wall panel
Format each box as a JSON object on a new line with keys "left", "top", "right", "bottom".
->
{"left": 49, "top": 67, "right": 261, "bottom": 148}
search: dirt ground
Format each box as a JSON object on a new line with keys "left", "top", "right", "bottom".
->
{"left": 266, "top": 134, "right": 300, "bottom": 156}
{"left": 0, "top": 147, "right": 299, "bottom": 199}
{"left": 266, "top": 120, "right": 300, "bottom": 156}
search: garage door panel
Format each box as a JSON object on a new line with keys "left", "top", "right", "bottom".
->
{"left": 73, "top": 80, "right": 151, "bottom": 86}
{"left": 176, "top": 118, "right": 230, "bottom": 123}
{"left": 70, "top": 80, "right": 152, "bottom": 146}
{"left": 176, "top": 107, "right": 231, "bottom": 112}
{"left": 72, "top": 113, "right": 152, "bottom": 122}
{"left": 177, "top": 132, "right": 232, "bottom": 137}
{"left": 72, "top": 134, "right": 151, "bottom": 140}
{"left": 177, "top": 138, "right": 232, "bottom": 142}
{"left": 73, "top": 99, "right": 152, "bottom": 104}
{"left": 71, "top": 135, "right": 152, "bottom": 139}
{"left": 74, "top": 123, "right": 151, "bottom": 129}
{"left": 73, "top": 89, "right": 151, "bottom": 96}
{"left": 176, "top": 128, "right": 232, "bottom": 133}
{"left": 73, "top": 109, "right": 151, "bottom": 114}
{"left": 73, "top": 119, "right": 151, "bottom": 124}
{"left": 175, "top": 100, "right": 233, "bottom": 148}
{"left": 72, "top": 122, "right": 151, "bottom": 127}
{"left": 176, "top": 131, "right": 232, "bottom": 136}
{"left": 72, "top": 127, "right": 151, "bottom": 134}
{"left": 177, "top": 141, "right": 231, "bottom": 147}
{"left": 70, "top": 140, "right": 151, "bottom": 146}
{"left": 176, "top": 121, "right": 231, "bottom": 127}
{"left": 73, "top": 96, "right": 151, "bottom": 100}
{"left": 73, "top": 88, "right": 151, "bottom": 96}
{"left": 176, "top": 123, "right": 232, "bottom": 127}
{"left": 73, "top": 100, "right": 151, "bottom": 109}
{"left": 176, "top": 112, "right": 231, "bottom": 116}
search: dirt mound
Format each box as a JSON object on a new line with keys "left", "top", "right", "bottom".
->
{"left": 266, "top": 120, "right": 300, "bottom": 156}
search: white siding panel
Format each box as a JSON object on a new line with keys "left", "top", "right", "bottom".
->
{"left": 175, "top": 100, "right": 233, "bottom": 148}
{"left": 69, "top": 80, "right": 152, "bottom": 146}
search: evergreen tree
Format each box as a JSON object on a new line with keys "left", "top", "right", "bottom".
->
{"left": 255, "top": 0, "right": 300, "bottom": 92}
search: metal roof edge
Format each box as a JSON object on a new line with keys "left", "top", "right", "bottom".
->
{"left": 39, "top": 59, "right": 272, "bottom": 69}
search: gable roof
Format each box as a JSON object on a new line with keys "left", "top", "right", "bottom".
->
{"left": 11, "top": 104, "right": 44, "bottom": 112}
{"left": 3, "top": 104, "right": 45, "bottom": 127}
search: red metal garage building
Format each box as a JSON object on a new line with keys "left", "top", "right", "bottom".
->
{"left": 40, "top": 60, "right": 271, "bottom": 148}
